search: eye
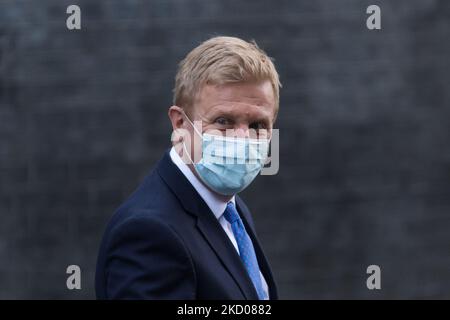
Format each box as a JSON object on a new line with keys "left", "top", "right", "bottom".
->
{"left": 249, "top": 122, "right": 267, "bottom": 130}
{"left": 214, "top": 117, "right": 232, "bottom": 126}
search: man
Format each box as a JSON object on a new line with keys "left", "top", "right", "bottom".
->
{"left": 95, "top": 36, "right": 281, "bottom": 299}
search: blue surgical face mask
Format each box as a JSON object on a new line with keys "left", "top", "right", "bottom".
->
{"left": 182, "top": 112, "right": 269, "bottom": 196}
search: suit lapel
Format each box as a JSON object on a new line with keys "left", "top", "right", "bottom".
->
{"left": 156, "top": 150, "right": 259, "bottom": 300}
{"left": 195, "top": 213, "right": 259, "bottom": 300}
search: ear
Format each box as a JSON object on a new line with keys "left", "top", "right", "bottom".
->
{"left": 168, "top": 105, "right": 190, "bottom": 148}
{"left": 168, "top": 105, "right": 185, "bottom": 131}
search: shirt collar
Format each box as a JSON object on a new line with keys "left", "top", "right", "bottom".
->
{"left": 169, "top": 147, "right": 235, "bottom": 220}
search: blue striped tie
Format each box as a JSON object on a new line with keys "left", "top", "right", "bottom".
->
{"left": 223, "top": 202, "right": 266, "bottom": 300}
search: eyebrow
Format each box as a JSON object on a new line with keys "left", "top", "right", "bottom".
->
{"left": 209, "top": 108, "right": 271, "bottom": 123}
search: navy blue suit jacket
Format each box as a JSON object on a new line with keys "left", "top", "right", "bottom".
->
{"left": 95, "top": 149, "right": 278, "bottom": 299}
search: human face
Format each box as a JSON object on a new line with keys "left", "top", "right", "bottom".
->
{"left": 169, "top": 80, "right": 276, "bottom": 166}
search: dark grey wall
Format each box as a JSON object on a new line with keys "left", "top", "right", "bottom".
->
{"left": 1, "top": 0, "right": 449, "bottom": 299}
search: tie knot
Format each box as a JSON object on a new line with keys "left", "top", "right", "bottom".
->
{"left": 223, "top": 202, "right": 240, "bottom": 224}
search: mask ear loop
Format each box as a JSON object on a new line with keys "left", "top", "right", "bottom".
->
{"left": 180, "top": 109, "right": 203, "bottom": 164}
{"left": 181, "top": 138, "right": 194, "bottom": 165}
{"left": 181, "top": 109, "right": 203, "bottom": 138}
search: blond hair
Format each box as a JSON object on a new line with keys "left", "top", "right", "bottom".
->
{"left": 173, "top": 36, "right": 281, "bottom": 114}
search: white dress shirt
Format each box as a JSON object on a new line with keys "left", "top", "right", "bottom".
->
{"left": 169, "top": 147, "right": 269, "bottom": 299}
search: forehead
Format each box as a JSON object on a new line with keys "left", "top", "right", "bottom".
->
{"left": 195, "top": 81, "right": 276, "bottom": 119}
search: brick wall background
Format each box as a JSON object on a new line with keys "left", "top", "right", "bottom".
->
{"left": 0, "top": 0, "right": 449, "bottom": 299}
